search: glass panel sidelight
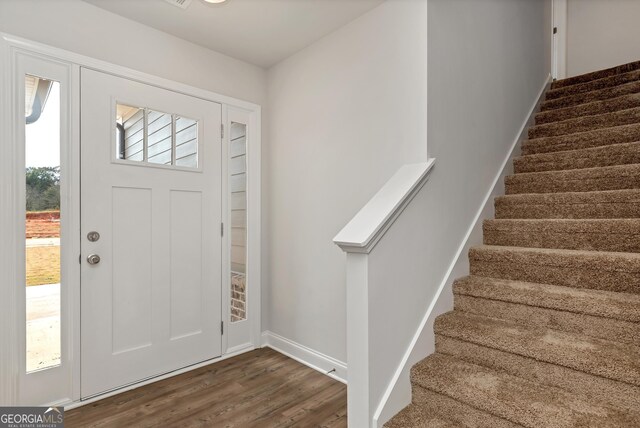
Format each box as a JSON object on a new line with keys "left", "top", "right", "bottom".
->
{"left": 230, "top": 122, "right": 247, "bottom": 323}
{"left": 25, "top": 75, "right": 61, "bottom": 372}
{"left": 116, "top": 103, "right": 199, "bottom": 168}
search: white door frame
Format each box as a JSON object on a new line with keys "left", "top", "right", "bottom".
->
{"left": 552, "top": 0, "right": 568, "bottom": 80}
{"left": 0, "top": 32, "right": 262, "bottom": 407}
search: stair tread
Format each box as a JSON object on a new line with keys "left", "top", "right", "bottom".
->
{"left": 528, "top": 106, "right": 640, "bottom": 139}
{"left": 522, "top": 123, "right": 640, "bottom": 155}
{"left": 435, "top": 335, "right": 640, "bottom": 414}
{"left": 469, "top": 244, "right": 640, "bottom": 294}
{"left": 551, "top": 59, "right": 640, "bottom": 90}
{"left": 515, "top": 141, "right": 640, "bottom": 173}
{"left": 495, "top": 188, "right": 640, "bottom": 219}
{"left": 542, "top": 80, "right": 640, "bottom": 112}
{"left": 496, "top": 188, "right": 640, "bottom": 205}
{"left": 509, "top": 162, "right": 640, "bottom": 179}
{"left": 535, "top": 92, "right": 640, "bottom": 125}
{"left": 505, "top": 163, "right": 640, "bottom": 194}
{"left": 384, "top": 403, "right": 460, "bottom": 428}
{"left": 483, "top": 217, "right": 640, "bottom": 252}
{"left": 411, "top": 353, "right": 639, "bottom": 428}
{"left": 485, "top": 217, "right": 640, "bottom": 231}
{"left": 433, "top": 311, "right": 640, "bottom": 386}
{"left": 470, "top": 244, "right": 640, "bottom": 272}
{"left": 454, "top": 284, "right": 640, "bottom": 345}
{"left": 389, "top": 387, "right": 520, "bottom": 428}
{"left": 545, "top": 69, "right": 640, "bottom": 100}
{"left": 453, "top": 274, "right": 640, "bottom": 323}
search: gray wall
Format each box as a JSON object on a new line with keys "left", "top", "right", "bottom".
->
{"left": 567, "top": 0, "right": 640, "bottom": 77}
{"left": 266, "top": 0, "right": 429, "bottom": 363}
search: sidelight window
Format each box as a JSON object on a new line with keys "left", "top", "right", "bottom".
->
{"left": 25, "top": 75, "right": 62, "bottom": 372}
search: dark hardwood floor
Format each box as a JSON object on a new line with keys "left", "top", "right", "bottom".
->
{"left": 65, "top": 348, "right": 347, "bottom": 427}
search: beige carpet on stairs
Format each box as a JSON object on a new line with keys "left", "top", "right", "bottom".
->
{"left": 385, "top": 60, "right": 640, "bottom": 427}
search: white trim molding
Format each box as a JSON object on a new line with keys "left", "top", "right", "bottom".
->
{"left": 372, "top": 75, "right": 553, "bottom": 427}
{"left": 261, "top": 331, "right": 347, "bottom": 384}
{"left": 333, "top": 160, "right": 436, "bottom": 253}
{"left": 0, "top": 29, "right": 18, "bottom": 407}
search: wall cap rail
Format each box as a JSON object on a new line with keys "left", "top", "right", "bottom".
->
{"left": 333, "top": 159, "right": 436, "bottom": 254}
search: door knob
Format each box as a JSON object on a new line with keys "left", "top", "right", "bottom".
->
{"left": 87, "top": 254, "right": 101, "bottom": 265}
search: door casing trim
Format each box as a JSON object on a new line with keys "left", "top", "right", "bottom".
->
{"left": 0, "top": 32, "right": 262, "bottom": 406}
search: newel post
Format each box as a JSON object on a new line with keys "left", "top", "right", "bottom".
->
{"left": 344, "top": 250, "right": 371, "bottom": 427}
{"left": 333, "top": 161, "right": 436, "bottom": 427}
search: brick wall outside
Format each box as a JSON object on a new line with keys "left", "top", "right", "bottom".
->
{"left": 231, "top": 272, "right": 246, "bottom": 322}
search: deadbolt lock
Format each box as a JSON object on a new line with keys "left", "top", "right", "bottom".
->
{"left": 87, "top": 231, "right": 100, "bottom": 242}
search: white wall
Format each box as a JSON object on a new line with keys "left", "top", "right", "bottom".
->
{"left": 266, "top": 0, "right": 428, "bottom": 363}
{"left": 0, "top": 0, "right": 266, "bottom": 105}
{"left": 567, "top": 0, "right": 640, "bottom": 77}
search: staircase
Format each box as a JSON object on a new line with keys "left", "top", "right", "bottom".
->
{"left": 386, "top": 61, "right": 640, "bottom": 428}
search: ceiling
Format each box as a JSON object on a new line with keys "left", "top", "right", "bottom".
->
{"left": 83, "top": 0, "right": 385, "bottom": 68}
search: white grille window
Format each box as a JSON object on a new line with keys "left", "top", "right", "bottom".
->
{"left": 116, "top": 103, "right": 198, "bottom": 169}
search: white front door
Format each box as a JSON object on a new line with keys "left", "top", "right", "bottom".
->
{"left": 80, "top": 69, "right": 222, "bottom": 398}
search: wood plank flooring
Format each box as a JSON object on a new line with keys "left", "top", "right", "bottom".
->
{"left": 65, "top": 348, "right": 347, "bottom": 427}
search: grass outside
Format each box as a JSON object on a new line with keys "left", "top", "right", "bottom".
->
{"left": 26, "top": 246, "right": 60, "bottom": 286}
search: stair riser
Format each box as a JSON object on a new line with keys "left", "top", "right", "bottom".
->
{"left": 410, "top": 386, "right": 520, "bottom": 428}
{"left": 454, "top": 294, "right": 640, "bottom": 345}
{"left": 522, "top": 124, "right": 640, "bottom": 155}
{"left": 435, "top": 335, "right": 640, "bottom": 412}
{"left": 528, "top": 108, "right": 640, "bottom": 139}
{"left": 435, "top": 313, "right": 640, "bottom": 387}
{"left": 535, "top": 94, "right": 640, "bottom": 125}
{"left": 470, "top": 256, "right": 640, "bottom": 294}
{"left": 505, "top": 171, "right": 640, "bottom": 194}
{"left": 542, "top": 81, "right": 640, "bottom": 112}
{"left": 545, "top": 70, "right": 640, "bottom": 100}
{"left": 483, "top": 226, "right": 640, "bottom": 253}
{"left": 495, "top": 199, "right": 640, "bottom": 220}
{"left": 551, "top": 60, "right": 640, "bottom": 90}
{"left": 514, "top": 143, "right": 640, "bottom": 173}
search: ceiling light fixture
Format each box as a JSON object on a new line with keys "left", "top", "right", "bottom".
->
{"left": 203, "top": 0, "right": 227, "bottom": 3}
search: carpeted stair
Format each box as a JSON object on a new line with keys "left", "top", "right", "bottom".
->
{"left": 386, "top": 60, "right": 640, "bottom": 427}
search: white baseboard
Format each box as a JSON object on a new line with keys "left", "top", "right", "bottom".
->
{"left": 373, "top": 74, "right": 552, "bottom": 427}
{"left": 261, "top": 331, "right": 347, "bottom": 384}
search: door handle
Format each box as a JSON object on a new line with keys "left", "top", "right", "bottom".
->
{"left": 87, "top": 254, "right": 101, "bottom": 265}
